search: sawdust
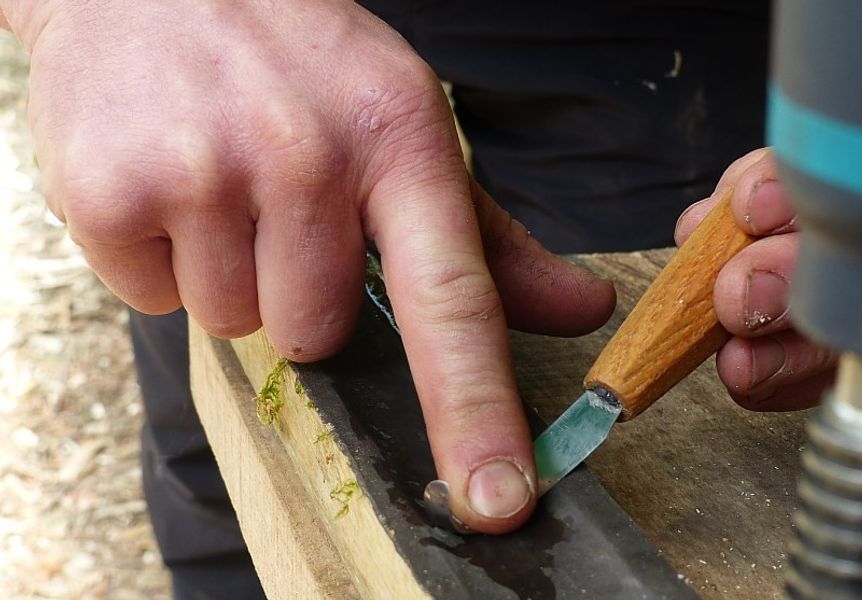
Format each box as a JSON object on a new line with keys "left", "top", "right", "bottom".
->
{"left": 0, "top": 32, "right": 171, "bottom": 599}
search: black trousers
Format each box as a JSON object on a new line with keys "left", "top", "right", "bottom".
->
{"left": 134, "top": 2, "right": 770, "bottom": 597}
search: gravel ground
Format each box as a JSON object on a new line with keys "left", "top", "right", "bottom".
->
{"left": 0, "top": 31, "right": 171, "bottom": 600}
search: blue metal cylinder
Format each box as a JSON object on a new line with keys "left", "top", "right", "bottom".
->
{"left": 768, "top": 0, "right": 862, "bottom": 354}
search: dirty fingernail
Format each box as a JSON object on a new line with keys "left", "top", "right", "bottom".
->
{"left": 746, "top": 180, "right": 795, "bottom": 234}
{"left": 745, "top": 269, "right": 789, "bottom": 330}
{"left": 467, "top": 458, "right": 533, "bottom": 519}
{"left": 751, "top": 336, "right": 787, "bottom": 388}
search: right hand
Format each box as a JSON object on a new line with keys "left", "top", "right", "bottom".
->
{"left": 4, "top": 0, "right": 616, "bottom": 533}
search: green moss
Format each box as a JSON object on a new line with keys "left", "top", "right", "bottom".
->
{"left": 330, "top": 479, "right": 360, "bottom": 520}
{"left": 254, "top": 358, "right": 289, "bottom": 426}
{"left": 314, "top": 429, "right": 333, "bottom": 444}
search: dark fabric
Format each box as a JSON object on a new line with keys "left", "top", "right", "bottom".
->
{"left": 134, "top": 3, "right": 771, "bottom": 597}
{"left": 362, "top": 0, "right": 771, "bottom": 252}
{"left": 130, "top": 308, "right": 266, "bottom": 600}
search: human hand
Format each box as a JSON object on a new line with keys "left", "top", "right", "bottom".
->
{"left": 4, "top": 0, "right": 615, "bottom": 532}
{"left": 675, "top": 148, "right": 837, "bottom": 411}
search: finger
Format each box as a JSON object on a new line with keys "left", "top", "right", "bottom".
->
{"left": 471, "top": 179, "right": 616, "bottom": 336}
{"left": 716, "top": 331, "right": 838, "bottom": 411}
{"left": 368, "top": 156, "right": 536, "bottom": 534}
{"left": 169, "top": 207, "right": 262, "bottom": 338}
{"left": 81, "top": 238, "right": 181, "bottom": 314}
{"left": 713, "top": 233, "right": 797, "bottom": 337}
{"left": 675, "top": 147, "right": 772, "bottom": 246}
{"left": 254, "top": 184, "right": 366, "bottom": 362}
{"left": 52, "top": 165, "right": 182, "bottom": 314}
{"left": 728, "top": 151, "right": 796, "bottom": 236}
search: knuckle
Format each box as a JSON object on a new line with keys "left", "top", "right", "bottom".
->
{"left": 441, "top": 389, "right": 514, "bottom": 428}
{"left": 258, "top": 110, "right": 348, "bottom": 190}
{"left": 412, "top": 264, "right": 503, "bottom": 328}
{"left": 348, "top": 62, "right": 454, "bottom": 155}
{"left": 53, "top": 144, "right": 187, "bottom": 245}
{"left": 58, "top": 167, "right": 148, "bottom": 246}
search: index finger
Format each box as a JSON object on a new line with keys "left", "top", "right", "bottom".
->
{"left": 366, "top": 155, "right": 536, "bottom": 534}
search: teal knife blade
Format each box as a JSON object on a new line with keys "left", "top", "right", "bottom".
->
{"left": 533, "top": 388, "right": 621, "bottom": 495}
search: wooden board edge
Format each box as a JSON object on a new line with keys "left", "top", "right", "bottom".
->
{"left": 189, "top": 321, "right": 359, "bottom": 600}
{"left": 228, "top": 328, "right": 431, "bottom": 600}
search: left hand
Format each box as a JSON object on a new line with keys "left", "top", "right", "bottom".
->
{"left": 675, "top": 148, "right": 837, "bottom": 411}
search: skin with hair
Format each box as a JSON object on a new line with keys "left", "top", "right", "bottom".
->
{"left": 0, "top": 1, "right": 833, "bottom": 533}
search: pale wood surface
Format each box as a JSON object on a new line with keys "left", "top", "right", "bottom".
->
{"left": 191, "top": 324, "right": 431, "bottom": 600}
{"left": 586, "top": 193, "right": 754, "bottom": 419}
{"left": 189, "top": 324, "right": 361, "bottom": 600}
{"left": 515, "top": 248, "right": 807, "bottom": 599}
{"left": 190, "top": 247, "right": 808, "bottom": 599}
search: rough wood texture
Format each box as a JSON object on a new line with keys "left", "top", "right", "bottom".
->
{"left": 586, "top": 193, "right": 755, "bottom": 419}
{"left": 190, "top": 247, "right": 809, "bottom": 599}
{"left": 192, "top": 325, "right": 431, "bottom": 600}
{"left": 230, "top": 331, "right": 432, "bottom": 600}
{"left": 517, "top": 248, "right": 808, "bottom": 599}
{"left": 189, "top": 325, "right": 361, "bottom": 600}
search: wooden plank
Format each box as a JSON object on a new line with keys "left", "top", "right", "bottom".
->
{"left": 226, "top": 327, "right": 432, "bottom": 600}
{"left": 189, "top": 247, "right": 806, "bottom": 599}
{"left": 189, "top": 324, "right": 360, "bottom": 599}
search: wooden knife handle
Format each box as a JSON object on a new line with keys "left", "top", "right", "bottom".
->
{"left": 584, "top": 191, "right": 755, "bottom": 421}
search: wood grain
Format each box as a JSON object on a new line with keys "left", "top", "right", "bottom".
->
{"left": 227, "top": 330, "right": 431, "bottom": 600}
{"left": 585, "top": 192, "right": 755, "bottom": 419}
{"left": 189, "top": 324, "right": 361, "bottom": 600}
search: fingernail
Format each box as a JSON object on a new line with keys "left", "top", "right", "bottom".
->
{"left": 746, "top": 179, "right": 795, "bottom": 234}
{"left": 751, "top": 336, "right": 787, "bottom": 388}
{"left": 745, "top": 270, "right": 789, "bottom": 330}
{"left": 467, "top": 458, "right": 534, "bottom": 519}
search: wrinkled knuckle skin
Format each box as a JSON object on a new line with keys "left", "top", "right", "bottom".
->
{"left": 413, "top": 267, "right": 503, "bottom": 329}
{"left": 441, "top": 392, "right": 514, "bottom": 429}
{"left": 259, "top": 112, "right": 349, "bottom": 192}
{"left": 349, "top": 62, "right": 453, "bottom": 159}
